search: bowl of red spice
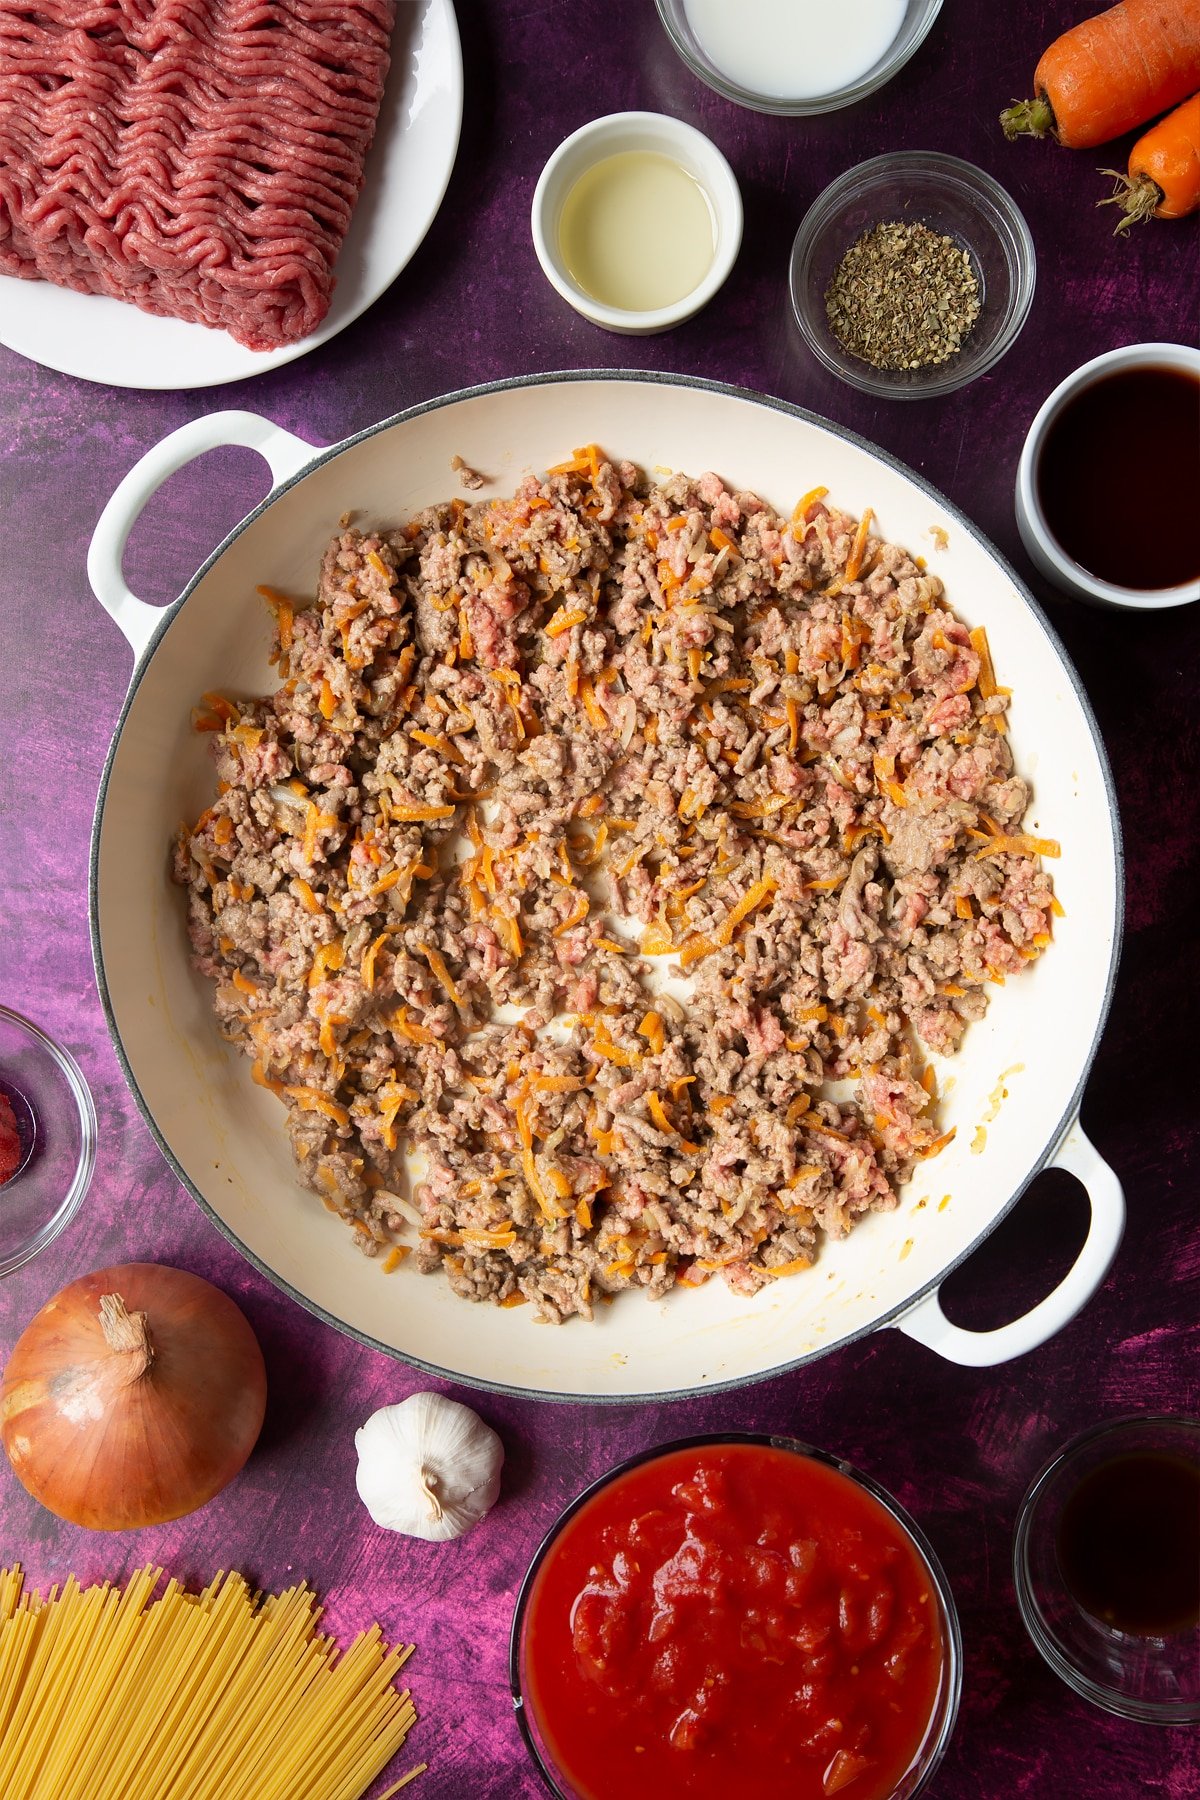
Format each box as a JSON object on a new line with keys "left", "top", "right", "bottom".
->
{"left": 790, "top": 151, "right": 1036, "bottom": 399}
{"left": 0, "top": 1005, "right": 96, "bottom": 1276}
{"left": 511, "top": 1433, "right": 961, "bottom": 1800}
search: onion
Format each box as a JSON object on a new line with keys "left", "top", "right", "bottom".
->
{"left": 0, "top": 1262, "right": 267, "bottom": 1531}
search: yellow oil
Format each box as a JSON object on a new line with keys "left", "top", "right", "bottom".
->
{"left": 558, "top": 152, "right": 717, "bottom": 313}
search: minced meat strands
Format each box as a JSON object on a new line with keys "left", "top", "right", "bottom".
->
{"left": 174, "top": 450, "right": 1059, "bottom": 1323}
{"left": 0, "top": 1, "right": 395, "bottom": 350}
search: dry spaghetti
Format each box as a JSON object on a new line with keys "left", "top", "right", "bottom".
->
{"left": 0, "top": 1565, "right": 424, "bottom": 1800}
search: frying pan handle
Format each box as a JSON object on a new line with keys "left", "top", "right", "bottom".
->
{"left": 895, "top": 1121, "right": 1124, "bottom": 1367}
{"left": 87, "top": 411, "right": 317, "bottom": 662}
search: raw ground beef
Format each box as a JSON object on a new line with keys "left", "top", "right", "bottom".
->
{"left": 174, "top": 449, "right": 1059, "bottom": 1323}
{"left": 0, "top": 0, "right": 395, "bottom": 350}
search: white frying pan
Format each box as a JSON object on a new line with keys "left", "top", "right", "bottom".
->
{"left": 88, "top": 374, "right": 1125, "bottom": 1401}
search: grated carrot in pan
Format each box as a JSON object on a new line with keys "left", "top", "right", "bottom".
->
{"left": 579, "top": 676, "right": 608, "bottom": 730}
{"left": 390, "top": 803, "right": 456, "bottom": 823}
{"left": 590, "top": 1021, "right": 641, "bottom": 1068}
{"left": 361, "top": 928, "right": 396, "bottom": 993}
{"left": 802, "top": 1116, "right": 852, "bottom": 1142}
{"left": 969, "top": 626, "right": 1011, "bottom": 700}
{"left": 545, "top": 605, "right": 588, "bottom": 637}
{"left": 528, "top": 1073, "right": 584, "bottom": 1095}
{"left": 553, "top": 892, "right": 590, "bottom": 936}
{"left": 678, "top": 933, "right": 715, "bottom": 969}
{"left": 291, "top": 877, "right": 322, "bottom": 914}
{"left": 417, "top": 942, "right": 464, "bottom": 1009}
{"left": 257, "top": 585, "right": 295, "bottom": 657}
{"left": 974, "top": 835, "right": 1060, "bottom": 860}
{"left": 308, "top": 941, "right": 345, "bottom": 988}
{"left": 284, "top": 1087, "right": 350, "bottom": 1127}
{"left": 410, "top": 729, "right": 465, "bottom": 764}
{"left": 251, "top": 1060, "right": 284, "bottom": 1096}
{"left": 792, "top": 485, "right": 828, "bottom": 525}
{"left": 714, "top": 877, "right": 777, "bottom": 946}
{"left": 640, "top": 925, "right": 676, "bottom": 956}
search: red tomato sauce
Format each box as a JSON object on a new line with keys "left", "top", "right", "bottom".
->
{"left": 519, "top": 1442, "right": 947, "bottom": 1800}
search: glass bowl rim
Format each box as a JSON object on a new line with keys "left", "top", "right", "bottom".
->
{"left": 510, "top": 1430, "right": 963, "bottom": 1798}
{"left": 1012, "top": 1412, "right": 1200, "bottom": 1726}
{"left": 789, "top": 149, "right": 1037, "bottom": 400}
{"left": 0, "top": 1002, "right": 97, "bottom": 1277}
{"left": 652, "top": 0, "right": 944, "bottom": 118}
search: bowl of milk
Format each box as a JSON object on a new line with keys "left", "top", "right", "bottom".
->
{"left": 654, "top": 0, "right": 942, "bottom": 115}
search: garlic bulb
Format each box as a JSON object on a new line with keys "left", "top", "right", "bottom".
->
{"left": 354, "top": 1392, "right": 503, "bottom": 1542}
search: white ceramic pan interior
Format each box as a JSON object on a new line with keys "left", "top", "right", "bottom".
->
{"left": 89, "top": 375, "right": 1125, "bottom": 1399}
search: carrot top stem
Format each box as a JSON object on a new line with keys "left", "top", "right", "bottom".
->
{"left": 1000, "top": 94, "right": 1057, "bottom": 140}
{"left": 1098, "top": 168, "right": 1166, "bottom": 232}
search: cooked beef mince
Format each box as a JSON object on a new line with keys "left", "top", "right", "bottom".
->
{"left": 174, "top": 450, "right": 1058, "bottom": 1322}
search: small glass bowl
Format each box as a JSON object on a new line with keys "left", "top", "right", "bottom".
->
{"left": 1013, "top": 1415, "right": 1200, "bottom": 1724}
{"left": 654, "top": 0, "right": 943, "bottom": 116}
{"left": 0, "top": 1005, "right": 96, "bottom": 1275}
{"left": 511, "top": 1433, "right": 962, "bottom": 1799}
{"left": 790, "top": 151, "right": 1036, "bottom": 399}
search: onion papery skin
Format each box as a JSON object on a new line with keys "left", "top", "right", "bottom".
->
{"left": 0, "top": 1263, "right": 267, "bottom": 1531}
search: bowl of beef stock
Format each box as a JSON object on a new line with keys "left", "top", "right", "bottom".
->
{"left": 87, "top": 376, "right": 1124, "bottom": 1401}
{"left": 1016, "top": 342, "right": 1200, "bottom": 608}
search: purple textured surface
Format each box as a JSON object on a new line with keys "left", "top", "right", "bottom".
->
{"left": 1, "top": 2, "right": 1198, "bottom": 1795}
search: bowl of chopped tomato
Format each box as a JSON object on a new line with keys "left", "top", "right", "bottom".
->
{"left": 511, "top": 1433, "right": 961, "bottom": 1800}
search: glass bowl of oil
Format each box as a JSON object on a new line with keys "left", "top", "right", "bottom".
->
{"left": 0, "top": 1004, "right": 96, "bottom": 1276}
{"left": 1013, "top": 1415, "right": 1200, "bottom": 1724}
{"left": 531, "top": 111, "right": 742, "bottom": 335}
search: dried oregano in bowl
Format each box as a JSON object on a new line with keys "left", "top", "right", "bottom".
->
{"left": 824, "top": 221, "right": 982, "bottom": 372}
{"left": 788, "top": 152, "right": 1036, "bottom": 400}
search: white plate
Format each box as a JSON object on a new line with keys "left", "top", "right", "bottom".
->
{"left": 0, "top": 0, "right": 462, "bottom": 390}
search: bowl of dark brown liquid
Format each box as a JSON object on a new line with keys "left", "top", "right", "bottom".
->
{"left": 1015, "top": 344, "right": 1200, "bottom": 609}
{"left": 1013, "top": 1415, "right": 1200, "bottom": 1722}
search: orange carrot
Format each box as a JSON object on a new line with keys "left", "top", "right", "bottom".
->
{"left": 1002, "top": 0, "right": 1200, "bottom": 147}
{"left": 1100, "top": 92, "right": 1200, "bottom": 227}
